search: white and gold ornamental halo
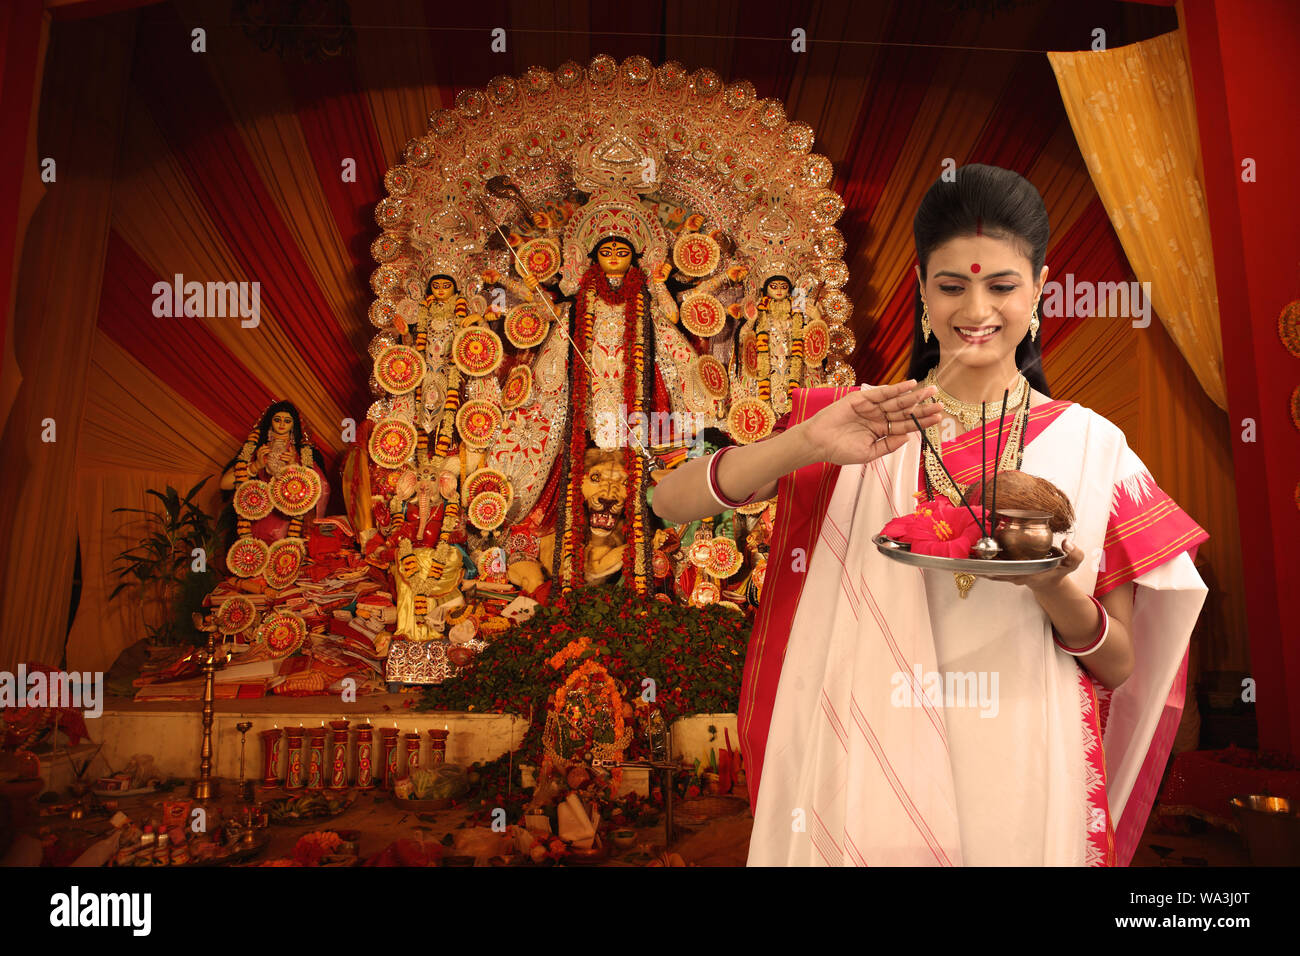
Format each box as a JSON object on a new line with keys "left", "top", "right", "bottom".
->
{"left": 364, "top": 55, "right": 855, "bottom": 481}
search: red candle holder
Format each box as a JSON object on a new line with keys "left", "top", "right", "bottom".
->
{"left": 379, "top": 728, "right": 400, "bottom": 790}
{"left": 285, "top": 727, "right": 306, "bottom": 791}
{"left": 259, "top": 728, "right": 284, "bottom": 787}
{"left": 428, "top": 728, "right": 449, "bottom": 768}
{"left": 404, "top": 732, "right": 422, "bottom": 776}
{"left": 306, "top": 727, "right": 328, "bottom": 790}
{"left": 329, "top": 720, "right": 350, "bottom": 790}
{"left": 354, "top": 724, "right": 375, "bottom": 791}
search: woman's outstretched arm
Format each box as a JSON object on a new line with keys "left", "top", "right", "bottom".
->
{"left": 651, "top": 381, "right": 942, "bottom": 525}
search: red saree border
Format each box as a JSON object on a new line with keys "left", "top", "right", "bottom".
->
{"left": 738, "top": 386, "right": 854, "bottom": 812}
{"left": 1097, "top": 478, "right": 1209, "bottom": 596}
{"left": 1116, "top": 650, "right": 1190, "bottom": 866}
{"left": 1080, "top": 672, "right": 1117, "bottom": 866}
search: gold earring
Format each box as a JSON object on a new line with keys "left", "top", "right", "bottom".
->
{"left": 921, "top": 301, "right": 932, "bottom": 343}
{"left": 1029, "top": 304, "right": 1040, "bottom": 341}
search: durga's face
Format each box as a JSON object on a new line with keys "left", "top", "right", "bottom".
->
{"left": 765, "top": 279, "right": 791, "bottom": 301}
{"left": 427, "top": 277, "right": 456, "bottom": 302}
{"left": 595, "top": 239, "right": 634, "bottom": 277}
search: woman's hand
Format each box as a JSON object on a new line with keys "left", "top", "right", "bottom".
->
{"left": 985, "top": 540, "right": 1084, "bottom": 591}
{"left": 800, "top": 381, "right": 943, "bottom": 467}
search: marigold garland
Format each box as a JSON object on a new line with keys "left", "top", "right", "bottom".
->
{"left": 547, "top": 635, "right": 591, "bottom": 670}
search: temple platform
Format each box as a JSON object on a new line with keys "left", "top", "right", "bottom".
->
{"left": 53, "top": 696, "right": 737, "bottom": 793}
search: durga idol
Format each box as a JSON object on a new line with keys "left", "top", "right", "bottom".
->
{"left": 547, "top": 191, "right": 704, "bottom": 597}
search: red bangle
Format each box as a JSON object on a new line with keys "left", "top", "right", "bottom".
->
{"left": 1053, "top": 594, "right": 1110, "bottom": 657}
{"left": 707, "top": 445, "right": 758, "bottom": 510}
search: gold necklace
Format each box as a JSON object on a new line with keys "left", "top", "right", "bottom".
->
{"left": 924, "top": 369, "right": 1028, "bottom": 429}
{"left": 922, "top": 408, "right": 1026, "bottom": 507}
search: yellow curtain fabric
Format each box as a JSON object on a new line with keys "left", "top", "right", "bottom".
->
{"left": 66, "top": 334, "right": 231, "bottom": 673}
{"left": 1048, "top": 30, "right": 1227, "bottom": 410}
{"left": 0, "top": 14, "right": 135, "bottom": 671}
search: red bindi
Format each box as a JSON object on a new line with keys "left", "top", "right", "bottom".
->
{"left": 970, "top": 263, "right": 981, "bottom": 273}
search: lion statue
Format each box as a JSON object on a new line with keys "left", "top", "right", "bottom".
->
{"left": 509, "top": 448, "right": 630, "bottom": 589}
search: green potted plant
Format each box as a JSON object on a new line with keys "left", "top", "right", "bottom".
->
{"left": 109, "top": 477, "right": 220, "bottom": 646}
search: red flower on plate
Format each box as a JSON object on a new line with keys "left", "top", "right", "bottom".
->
{"left": 881, "top": 499, "right": 986, "bottom": 559}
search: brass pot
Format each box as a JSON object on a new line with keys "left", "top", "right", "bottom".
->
{"left": 1230, "top": 795, "right": 1300, "bottom": 865}
{"left": 994, "top": 510, "right": 1054, "bottom": 560}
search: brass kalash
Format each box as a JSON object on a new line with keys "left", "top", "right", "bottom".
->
{"left": 356, "top": 56, "right": 859, "bottom": 685}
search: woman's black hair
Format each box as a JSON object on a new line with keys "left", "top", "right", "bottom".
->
{"left": 907, "top": 164, "right": 1051, "bottom": 396}
{"left": 425, "top": 274, "right": 458, "bottom": 296}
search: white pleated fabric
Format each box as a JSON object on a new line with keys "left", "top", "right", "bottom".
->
{"left": 748, "top": 404, "right": 1206, "bottom": 866}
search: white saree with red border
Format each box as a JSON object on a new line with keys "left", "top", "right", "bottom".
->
{"left": 740, "top": 386, "right": 1207, "bottom": 866}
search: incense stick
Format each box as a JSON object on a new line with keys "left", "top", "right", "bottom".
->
{"left": 980, "top": 402, "right": 987, "bottom": 536}
{"left": 910, "top": 414, "right": 984, "bottom": 530}
{"left": 991, "top": 388, "right": 1010, "bottom": 532}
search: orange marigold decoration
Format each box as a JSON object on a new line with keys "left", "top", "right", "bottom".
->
{"left": 544, "top": 658, "right": 631, "bottom": 795}
{"left": 547, "top": 636, "right": 591, "bottom": 671}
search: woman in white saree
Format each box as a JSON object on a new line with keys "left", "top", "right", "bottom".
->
{"left": 652, "top": 165, "right": 1207, "bottom": 866}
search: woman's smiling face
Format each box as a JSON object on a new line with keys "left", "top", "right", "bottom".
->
{"left": 917, "top": 234, "right": 1048, "bottom": 372}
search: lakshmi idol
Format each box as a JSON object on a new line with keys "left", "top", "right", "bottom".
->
{"left": 652, "top": 164, "right": 1208, "bottom": 866}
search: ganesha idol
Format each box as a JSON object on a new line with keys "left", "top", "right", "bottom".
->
{"left": 359, "top": 450, "right": 470, "bottom": 643}
{"left": 220, "top": 400, "right": 328, "bottom": 588}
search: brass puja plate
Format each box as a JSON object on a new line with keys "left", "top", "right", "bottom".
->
{"left": 873, "top": 536, "right": 1065, "bottom": 576}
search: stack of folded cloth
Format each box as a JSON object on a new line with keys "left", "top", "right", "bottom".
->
{"left": 187, "top": 516, "right": 398, "bottom": 699}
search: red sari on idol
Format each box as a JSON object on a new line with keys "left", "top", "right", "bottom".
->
{"left": 740, "top": 386, "right": 1207, "bottom": 866}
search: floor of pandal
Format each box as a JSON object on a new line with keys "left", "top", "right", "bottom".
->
{"left": 8, "top": 776, "right": 1253, "bottom": 867}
